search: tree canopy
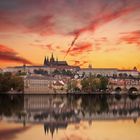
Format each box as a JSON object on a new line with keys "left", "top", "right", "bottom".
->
{"left": 0, "top": 72, "right": 24, "bottom": 93}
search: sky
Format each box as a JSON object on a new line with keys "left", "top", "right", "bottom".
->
{"left": 0, "top": 0, "right": 140, "bottom": 69}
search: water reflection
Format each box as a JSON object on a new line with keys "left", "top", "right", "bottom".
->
{"left": 0, "top": 94, "right": 140, "bottom": 137}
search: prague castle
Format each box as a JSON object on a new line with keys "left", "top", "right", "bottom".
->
{"left": 2, "top": 52, "right": 139, "bottom": 78}
{"left": 44, "top": 53, "right": 68, "bottom": 66}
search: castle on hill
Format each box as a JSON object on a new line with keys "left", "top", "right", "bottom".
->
{"left": 43, "top": 53, "right": 68, "bottom": 66}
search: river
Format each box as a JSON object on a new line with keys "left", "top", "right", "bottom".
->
{"left": 0, "top": 94, "right": 140, "bottom": 140}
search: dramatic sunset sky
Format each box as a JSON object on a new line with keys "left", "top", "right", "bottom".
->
{"left": 0, "top": 0, "right": 140, "bottom": 69}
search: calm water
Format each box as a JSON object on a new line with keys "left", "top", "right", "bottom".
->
{"left": 0, "top": 94, "right": 140, "bottom": 140}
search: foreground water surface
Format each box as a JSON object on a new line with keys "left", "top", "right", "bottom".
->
{"left": 0, "top": 94, "right": 140, "bottom": 140}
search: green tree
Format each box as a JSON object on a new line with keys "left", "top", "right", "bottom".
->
{"left": 11, "top": 76, "right": 24, "bottom": 92}
{"left": 81, "top": 77, "right": 100, "bottom": 92}
{"left": 67, "top": 80, "right": 79, "bottom": 92}
{"left": 81, "top": 76, "right": 108, "bottom": 92}
{"left": 34, "top": 69, "right": 48, "bottom": 75}
{"left": 0, "top": 73, "right": 24, "bottom": 93}
{"left": 52, "top": 69, "right": 61, "bottom": 75}
{"left": 99, "top": 77, "right": 108, "bottom": 91}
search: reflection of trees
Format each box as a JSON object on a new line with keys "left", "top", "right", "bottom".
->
{"left": 80, "top": 95, "right": 109, "bottom": 115}
{"left": 1, "top": 94, "right": 140, "bottom": 122}
{"left": 65, "top": 95, "right": 140, "bottom": 118}
{"left": 0, "top": 94, "right": 24, "bottom": 116}
{"left": 33, "top": 109, "right": 77, "bottom": 122}
{"left": 66, "top": 95, "right": 109, "bottom": 116}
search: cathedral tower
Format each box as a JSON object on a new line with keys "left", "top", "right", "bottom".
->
{"left": 44, "top": 56, "right": 46, "bottom": 65}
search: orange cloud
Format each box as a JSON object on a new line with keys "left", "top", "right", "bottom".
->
{"left": 68, "top": 43, "right": 93, "bottom": 56}
{"left": 61, "top": 133, "right": 90, "bottom": 140}
{"left": 46, "top": 44, "right": 54, "bottom": 51}
{"left": 0, "top": 44, "right": 32, "bottom": 64}
{"left": 104, "top": 47, "right": 121, "bottom": 52}
{"left": 72, "top": 60, "right": 88, "bottom": 67}
{"left": 30, "top": 43, "right": 54, "bottom": 51}
{"left": 120, "top": 30, "right": 140, "bottom": 46}
{"left": 65, "top": 4, "right": 140, "bottom": 57}
{"left": 70, "top": 5, "right": 140, "bottom": 37}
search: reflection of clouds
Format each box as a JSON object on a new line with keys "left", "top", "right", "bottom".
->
{"left": 72, "top": 122, "right": 89, "bottom": 130}
{"left": 61, "top": 122, "right": 91, "bottom": 140}
{"left": 61, "top": 133, "right": 91, "bottom": 140}
{"left": 0, "top": 123, "right": 31, "bottom": 140}
{"left": 74, "top": 124, "right": 80, "bottom": 130}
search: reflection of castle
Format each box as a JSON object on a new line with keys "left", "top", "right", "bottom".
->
{"left": 44, "top": 53, "right": 68, "bottom": 66}
{"left": 44, "top": 122, "right": 68, "bottom": 137}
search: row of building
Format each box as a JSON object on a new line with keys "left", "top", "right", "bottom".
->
{"left": 78, "top": 66, "right": 139, "bottom": 77}
{"left": 1, "top": 53, "right": 140, "bottom": 93}
{"left": 1, "top": 53, "right": 139, "bottom": 77}
{"left": 2, "top": 66, "right": 140, "bottom": 78}
{"left": 24, "top": 75, "right": 70, "bottom": 94}
{"left": 23, "top": 75, "right": 140, "bottom": 94}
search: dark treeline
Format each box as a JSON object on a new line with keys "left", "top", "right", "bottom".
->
{"left": 0, "top": 72, "right": 24, "bottom": 93}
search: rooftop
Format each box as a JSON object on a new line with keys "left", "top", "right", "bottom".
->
{"left": 25, "top": 75, "right": 56, "bottom": 80}
{"left": 80, "top": 68, "right": 118, "bottom": 70}
{"left": 118, "top": 69, "right": 138, "bottom": 72}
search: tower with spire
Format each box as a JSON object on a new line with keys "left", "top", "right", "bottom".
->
{"left": 46, "top": 56, "right": 49, "bottom": 65}
{"left": 50, "top": 53, "right": 55, "bottom": 64}
{"left": 44, "top": 56, "right": 47, "bottom": 66}
{"left": 43, "top": 53, "right": 68, "bottom": 67}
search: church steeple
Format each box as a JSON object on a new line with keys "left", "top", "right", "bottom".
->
{"left": 44, "top": 56, "right": 46, "bottom": 65}
{"left": 47, "top": 56, "right": 49, "bottom": 62}
{"left": 50, "top": 53, "right": 55, "bottom": 62}
{"left": 56, "top": 57, "right": 58, "bottom": 65}
{"left": 43, "top": 53, "right": 68, "bottom": 67}
{"left": 51, "top": 53, "right": 53, "bottom": 58}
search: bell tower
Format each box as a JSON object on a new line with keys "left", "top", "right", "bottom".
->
{"left": 50, "top": 53, "right": 55, "bottom": 65}
{"left": 44, "top": 56, "right": 46, "bottom": 65}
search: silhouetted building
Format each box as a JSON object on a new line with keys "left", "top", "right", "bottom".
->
{"left": 44, "top": 53, "right": 68, "bottom": 66}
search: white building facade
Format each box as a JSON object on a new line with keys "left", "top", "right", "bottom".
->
{"left": 78, "top": 67, "right": 139, "bottom": 77}
{"left": 24, "top": 75, "right": 54, "bottom": 94}
{"left": 24, "top": 75, "right": 68, "bottom": 94}
{"left": 78, "top": 68, "right": 118, "bottom": 77}
{"left": 117, "top": 70, "right": 139, "bottom": 77}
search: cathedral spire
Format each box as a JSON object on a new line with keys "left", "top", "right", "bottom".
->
{"left": 56, "top": 57, "right": 58, "bottom": 65}
{"left": 47, "top": 56, "right": 49, "bottom": 62}
{"left": 51, "top": 53, "right": 54, "bottom": 59}
{"left": 44, "top": 56, "right": 46, "bottom": 65}
{"left": 50, "top": 53, "right": 55, "bottom": 62}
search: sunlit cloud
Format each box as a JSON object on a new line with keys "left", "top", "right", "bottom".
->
{"left": 61, "top": 133, "right": 90, "bottom": 140}
{"left": 72, "top": 60, "right": 88, "bottom": 67}
{"left": 30, "top": 43, "right": 55, "bottom": 52}
{"left": 62, "top": 43, "right": 93, "bottom": 56}
{"left": 120, "top": 30, "right": 140, "bottom": 47}
{"left": 0, "top": 44, "right": 32, "bottom": 64}
{"left": 104, "top": 47, "right": 121, "bottom": 52}
{"left": 65, "top": 1, "right": 140, "bottom": 57}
